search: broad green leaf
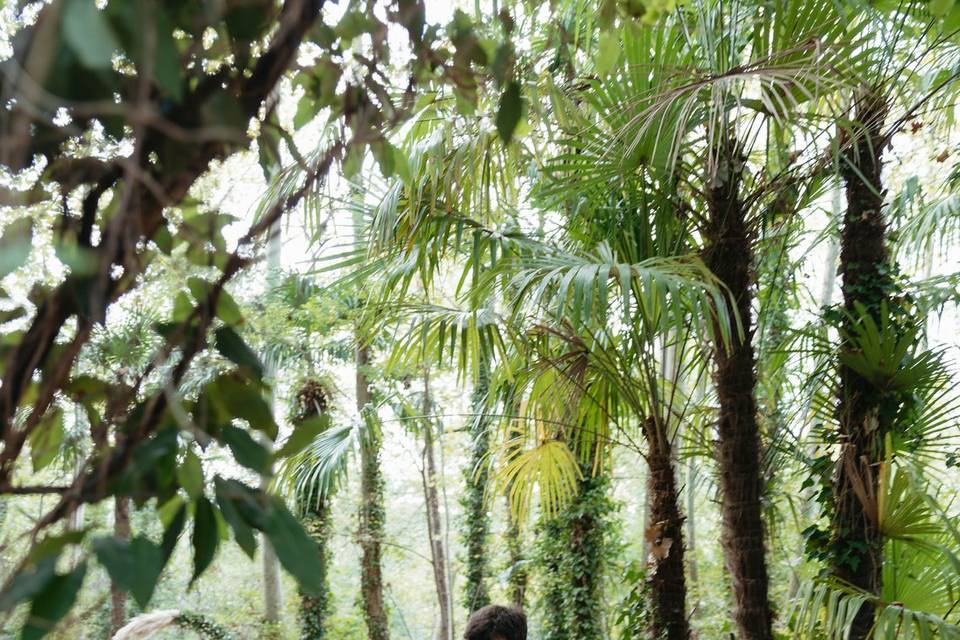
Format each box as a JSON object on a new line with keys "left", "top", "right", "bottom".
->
{"left": 260, "top": 500, "right": 324, "bottom": 596}
{"left": 214, "top": 326, "right": 264, "bottom": 381}
{"left": 208, "top": 375, "right": 277, "bottom": 439}
{"left": 496, "top": 82, "right": 523, "bottom": 144}
{"left": 93, "top": 536, "right": 164, "bottom": 607}
{"left": 0, "top": 558, "right": 57, "bottom": 613}
{"left": 214, "top": 477, "right": 257, "bottom": 558}
{"left": 177, "top": 449, "right": 204, "bottom": 501}
{"left": 219, "top": 425, "right": 272, "bottom": 474}
{"left": 62, "top": 0, "right": 119, "bottom": 69}
{"left": 21, "top": 563, "right": 86, "bottom": 640}
{"left": 161, "top": 502, "right": 187, "bottom": 561}
{"left": 275, "top": 414, "right": 330, "bottom": 459}
{"left": 191, "top": 497, "right": 219, "bottom": 584}
{"left": 29, "top": 409, "right": 64, "bottom": 473}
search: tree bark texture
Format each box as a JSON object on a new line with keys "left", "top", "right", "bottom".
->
{"left": 357, "top": 344, "right": 390, "bottom": 640}
{"left": 640, "top": 417, "right": 690, "bottom": 640}
{"left": 833, "top": 92, "right": 890, "bottom": 640}
{"left": 703, "top": 134, "right": 774, "bottom": 640}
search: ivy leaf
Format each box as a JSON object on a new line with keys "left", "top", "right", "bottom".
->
{"left": 21, "top": 563, "right": 86, "bottom": 640}
{"left": 93, "top": 536, "right": 164, "bottom": 607}
{"left": 191, "top": 497, "right": 219, "bottom": 584}
{"left": 496, "top": 81, "right": 523, "bottom": 144}
{"left": 219, "top": 425, "right": 272, "bottom": 474}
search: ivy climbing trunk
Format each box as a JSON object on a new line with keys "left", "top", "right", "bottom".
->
{"left": 640, "top": 417, "right": 689, "bottom": 640}
{"left": 703, "top": 133, "right": 774, "bottom": 640}
{"left": 110, "top": 495, "right": 130, "bottom": 634}
{"left": 421, "top": 372, "right": 453, "bottom": 640}
{"left": 833, "top": 92, "right": 889, "bottom": 640}
{"left": 461, "top": 359, "right": 491, "bottom": 614}
{"left": 504, "top": 495, "right": 527, "bottom": 609}
{"left": 295, "top": 380, "right": 333, "bottom": 639}
{"left": 297, "top": 493, "right": 332, "bottom": 639}
{"left": 535, "top": 470, "right": 611, "bottom": 640}
{"left": 536, "top": 516, "right": 569, "bottom": 640}
{"left": 357, "top": 344, "right": 390, "bottom": 640}
{"left": 565, "top": 472, "right": 609, "bottom": 640}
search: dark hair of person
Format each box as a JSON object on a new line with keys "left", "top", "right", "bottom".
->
{"left": 463, "top": 605, "right": 527, "bottom": 640}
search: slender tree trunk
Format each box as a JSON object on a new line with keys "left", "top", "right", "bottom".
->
{"left": 295, "top": 380, "right": 333, "bottom": 640}
{"left": 357, "top": 344, "right": 390, "bottom": 640}
{"left": 833, "top": 92, "right": 889, "bottom": 640}
{"left": 703, "top": 133, "right": 774, "bottom": 640}
{"left": 298, "top": 493, "right": 332, "bottom": 639}
{"left": 110, "top": 496, "right": 130, "bottom": 634}
{"left": 421, "top": 373, "right": 453, "bottom": 640}
{"left": 685, "top": 459, "right": 699, "bottom": 604}
{"left": 461, "top": 359, "right": 491, "bottom": 614}
{"left": 262, "top": 218, "right": 283, "bottom": 634}
{"left": 640, "top": 417, "right": 690, "bottom": 640}
{"left": 504, "top": 495, "right": 527, "bottom": 609}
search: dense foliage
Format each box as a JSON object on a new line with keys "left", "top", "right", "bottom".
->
{"left": 0, "top": 0, "right": 959, "bottom": 639}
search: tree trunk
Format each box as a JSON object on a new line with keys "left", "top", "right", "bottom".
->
{"left": 357, "top": 344, "right": 390, "bottom": 640}
{"left": 504, "top": 495, "right": 527, "bottom": 610}
{"left": 261, "top": 217, "right": 283, "bottom": 635}
{"left": 295, "top": 379, "right": 334, "bottom": 640}
{"left": 537, "top": 516, "right": 569, "bottom": 640}
{"left": 421, "top": 372, "right": 453, "bottom": 640}
{"left": 703, "top": 134, "right": 774, "bottom": 640}
{"left": 298, "top": 493, "right": 332, "bottom": 639}
{"left": 685, "top": 458, "right": 699, "bottom": 606}
{"left": 833, "top": 92, "right": 889, "bottom": 640}
{"left": 110, "top": 496, "right": 130, "bottom": 634}
{"left": 640, "top": 417, "right": 690, "bottom": 640}
{"left": 461, "top": 360, "right": 491, "bottom": 614}
{"left": 565, "top": 473, "right": 608, "bottom": 640}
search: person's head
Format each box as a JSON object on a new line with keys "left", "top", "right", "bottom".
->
{"left": 463, "top": 605, "right": 527, "bottom": 640}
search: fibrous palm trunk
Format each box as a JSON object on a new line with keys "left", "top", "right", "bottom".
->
{"left": 461, "top": 360, "right": 491, "bottom": 614}
{"left": 421, "top": 373, "right": 453, "bottom": 640}
{"left": 357, "top": 344, "right": 390, "bottom": 640}
{"left": 833, "top": 92, "right": 889, "bottom": 640}
{"left": 640, "top": 417, "right": 689, "bottom": 640}
{"left": 703, "top": 134, "right": 774, "bottom": 640}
